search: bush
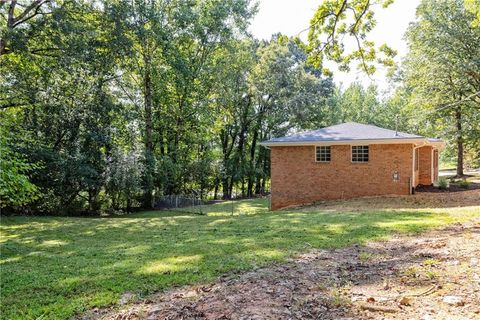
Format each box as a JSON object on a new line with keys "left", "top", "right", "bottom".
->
{"left": 457, "top": 179, "right": 472, "bottom": 189}
{"left": 0, "top": 128, "right": 40, "bottom": 208}
{"left": 438, "top": 177, "right": 449, "bottom": 190}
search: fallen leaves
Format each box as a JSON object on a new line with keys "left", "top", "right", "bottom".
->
{"left": 359, "top": 303, "right": 399, "bottom": 313}
{"left": 399, "top": 296, "right": 412, "bottom": 306}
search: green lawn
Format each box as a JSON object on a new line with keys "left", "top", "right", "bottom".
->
{"left": 1, "top": 198, "right": 479, "bottom": 319}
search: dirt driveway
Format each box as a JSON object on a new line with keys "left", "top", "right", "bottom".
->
{"left": 89, "top": 189, "right": 480, "bottom": 320}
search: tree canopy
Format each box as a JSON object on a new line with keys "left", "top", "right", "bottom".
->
{"left": 401, "top": 0, "right": 480, "bottom": 175}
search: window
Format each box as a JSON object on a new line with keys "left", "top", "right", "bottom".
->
{"left": 316, "top": 146, "right": 331, "bottom": 162}
{"left": 352, "top": 145, "right": 369, "bottom": 162}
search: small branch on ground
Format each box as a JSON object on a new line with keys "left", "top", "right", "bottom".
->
{"left": 359, "top": 303, "right": 399, "bottom": 313}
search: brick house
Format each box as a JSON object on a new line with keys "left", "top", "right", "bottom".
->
{"left": 260, "top": 122, "right": 445, "bottom": 210}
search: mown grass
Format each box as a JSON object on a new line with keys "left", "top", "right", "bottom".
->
{"left": 1, "top": 198, "right": 479, "bottom": 319}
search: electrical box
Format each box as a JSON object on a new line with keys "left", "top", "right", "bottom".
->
{"left": 393, "top": 171, "right": 400, "bottom": 182}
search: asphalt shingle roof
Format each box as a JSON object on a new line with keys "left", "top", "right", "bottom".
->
{"left": 263, "top": 122, "right": 423, "bottom": 143}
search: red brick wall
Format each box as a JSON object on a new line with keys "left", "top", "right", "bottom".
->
{"left": 418, "top": 146, "right": 433, "bottom": 185}
{"left": 270, "top": 144, "right": 414, "bottom": 210}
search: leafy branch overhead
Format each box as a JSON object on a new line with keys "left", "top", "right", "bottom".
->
{"left": 306, "top": 0, "right": 397, "bottom": 76}
{"left": 464, "top": 0, "right": 480, "bottom": 27}
{"left": 0, "top": 0, "right": 53, "bottom": 56}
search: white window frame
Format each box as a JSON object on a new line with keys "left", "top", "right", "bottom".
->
{"left": 315, "top": 146, "right": 331, "bottom": 162}
{"left": 351, "top": 145, "right": 369, "bottom": 163}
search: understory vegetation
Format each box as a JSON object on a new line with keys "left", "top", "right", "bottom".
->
{"left": 1, "top": 198, "right": 479, "bottom": 319}
{"left": 1, "top": 0, "right": 479, "bottom": 215}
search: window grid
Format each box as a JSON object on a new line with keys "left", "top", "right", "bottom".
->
{"left": 352, "top": 145, "right": 369, "bottom": 162}
{"left": 316, "top": 146, "right": 331, "bottom": 162}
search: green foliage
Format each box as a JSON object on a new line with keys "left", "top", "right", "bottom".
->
{"left": 105, "top": 148, "right": 144, "bottom": 211}
{"left": 464, "top": 0, "right": 480, "bottom": 26}
{"left": 1, "top": 0, "right": 134, "bottom": 213}
{"left": 307, "top": 0, "right": 397, "bottom": 75}
{"left": 0, "top": 127, "right": 40, "bottom": 208}
{"left": 1, "top": 199, "right": 479, "bottom": 318}
{"left": 438, "top": 177, "right": 449, "bottom": 190}
{"left": 457, "top": 179, "right": 471, "bottom": 189}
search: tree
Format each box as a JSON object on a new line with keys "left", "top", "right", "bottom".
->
{"left": 0, "top": 125, "right": 39, "bottom": 208}
{"left": 402, "top": 0, "right": 480, "bottom": 176}
{"left": 246, "top": 37, "right": 333, "bottom": 196}
{"left": 0, "top": 0, "right": 132, "bottom": 213}
{"left": 112, "top": 0, "right": 170, "bottom": 208}
{"left": 149, "top": 0, "right": 254, "bottom": 197}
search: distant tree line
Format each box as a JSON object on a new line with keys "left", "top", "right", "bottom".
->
{"left": 1, "top": 0, "right": 478, "bottom": 214}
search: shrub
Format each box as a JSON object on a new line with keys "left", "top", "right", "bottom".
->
{"left": 438, "top": 177, "right": 449, "bottom": 190}
{"left": 457, "top": 179, "right": 471, "bottom": 189}
{"left": 0, "top": 128, "right": 41, "bottom": 208}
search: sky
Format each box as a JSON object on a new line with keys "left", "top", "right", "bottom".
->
{"left": 249, "top": 0, "right": 421, "bottom": 92}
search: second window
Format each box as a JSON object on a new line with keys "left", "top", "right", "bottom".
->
{"left": 352, "top": 145, "right": 369, "bottom": 162}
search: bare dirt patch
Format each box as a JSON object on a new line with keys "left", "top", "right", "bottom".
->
{"left": 86, "top": 216, "right": 480, "bottom": 319}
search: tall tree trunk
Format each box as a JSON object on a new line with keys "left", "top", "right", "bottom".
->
{"left": 241, "top": 179, "right": 245, "bottom": 198}
{"left": 213, "top": 178, "right": 219, "bottom": 200}
{"left": 220, "top": 127, "right": 236, "bottom": 200}
{"left": 455, "top": 106, "right": 464, "bottom": 177}
{"left": 142, "top": 52, "right": 154, "bottom": 208}
{"left": 126, "top": 196, "right": 132, "bottom": 213}
{"left": 258, "top": 147, "right": 269, "bottom": 194}
{"left": 247, "top": 122, "right": 260, "bottom": 197}
{"left": 0, "top": 38, "right": 7, "bottom": 56}
{"left": 254, "top": 146, "right": 265, "bottom": 194}
{"left": 159, "top": 124, "right": 165, "bottom": 156}
{"left": 247, "top": 180, "right": 254, "bottom": 197}
{"left": 222, "top": 177, "right": 230, "bottom": 200}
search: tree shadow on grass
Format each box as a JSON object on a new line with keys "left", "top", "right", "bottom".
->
{"left": 1, "top": 207, "right": 479, "bottom": 319}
